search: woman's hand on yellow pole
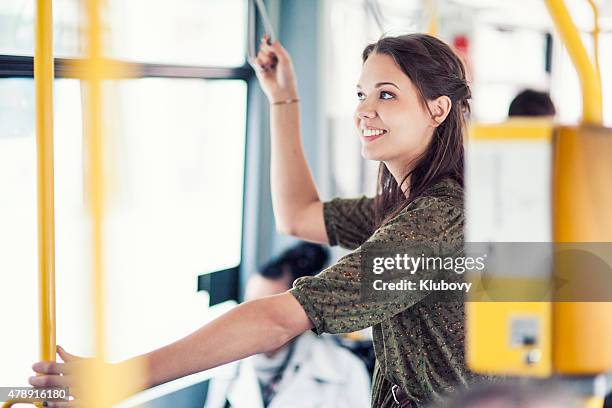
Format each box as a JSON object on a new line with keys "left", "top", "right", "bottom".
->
{"left": 30, "top": 346, "right": 85, "bottom": 407}
{"left": 30, "top": 345, "right": 149, "bottom": 407}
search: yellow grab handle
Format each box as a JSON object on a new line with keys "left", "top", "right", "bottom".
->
{"left": 585, "top": 0, "right": 600, "bottom": 80}
{"left": 544, "top": 0, "right": 602, "bottom": 125}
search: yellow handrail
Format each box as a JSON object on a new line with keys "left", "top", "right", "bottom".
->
{"left": 544, "top": 0, "right": 602, "bottom": 125}
{"left": 585, "top": 0, "right": 601, "bottom": 79}
{"left": 3, "top": 0, "right": 55, "bottom": 405}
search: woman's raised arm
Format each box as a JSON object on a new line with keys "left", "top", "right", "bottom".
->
{"left": 253, "top": 38, "right": 328, "bottom": 244}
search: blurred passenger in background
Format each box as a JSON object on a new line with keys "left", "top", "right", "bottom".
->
{"left": 204, "top": 242, "right": 371, "bottom": 408}
{"left": 508, "top": 89, "right": 556, "bottom": 118}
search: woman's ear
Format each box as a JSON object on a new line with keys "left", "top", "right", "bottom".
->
{"left": 428, "top": 95, "right": 452, "bottom": 127}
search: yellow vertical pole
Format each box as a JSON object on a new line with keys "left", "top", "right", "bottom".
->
{"left": 2, "top": 1, "right": 57, "bottom": 407}
{"left": 81, "top": 0, "right": 143, "bottom": 405}
{"left": 2, "top": 0, "right": 56, "bottom": 408}
{"left": 83, "top": 0, "right": 111, "bottom": 408}
{"left": 34, "top": 0, "right": 56, "bottom": 369}
{"left": 423, "top": 0, "right": 439, "bottom": 37}
{"left": 4, "top": 0, "right": 136, "bottom": 405}
{"left": 84, "top": 0, "right": 105, "bottom": 363}
{"left": 83, "top": 0, "right": 111, "bottom": 406}
{"left": 544, "top": 0, "right": 602, "bottom": 125}
{"left": 547, "top": 2, "right": 608, "bottom": 408}
{"left": 78, "top": 2, "right": 141, "bottom": 406}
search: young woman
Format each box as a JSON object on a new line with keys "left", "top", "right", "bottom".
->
{"left": 31, "top": 33, "right": 484, "bottom": 408}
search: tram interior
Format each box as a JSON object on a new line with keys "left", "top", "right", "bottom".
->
{"left": 1, "top": 0, "right": 612, "bottom": 407}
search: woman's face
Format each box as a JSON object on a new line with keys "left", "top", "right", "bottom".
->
{"left": 354, "top": 52, "right": 435, "bottom": 167}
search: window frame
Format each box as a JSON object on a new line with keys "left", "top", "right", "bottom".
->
{"left": 0, "top": 55, "right": 252, "bottom": 80}
{"left": 0, "top": 2, "right": 256, "bottom": 305}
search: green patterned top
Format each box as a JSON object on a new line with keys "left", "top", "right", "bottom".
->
{"left": 290, "top": 178, "right": 485, "bottom": 407}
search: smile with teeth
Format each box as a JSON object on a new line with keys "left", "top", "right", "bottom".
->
{"left": 362, "top": 128, "right": 387, "bottom": 137}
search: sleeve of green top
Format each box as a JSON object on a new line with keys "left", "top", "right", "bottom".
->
{"left": 323, "top": 196, "right": 375, "bottom": 249}
{"left": 290, "top": 196, "right": 463, "bottom": 335}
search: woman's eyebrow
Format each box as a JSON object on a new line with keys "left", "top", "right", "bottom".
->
{"left": 375, "top": 82, "right": 400, "bottom": 89}
{"left": 356, "top": 82, "right": 400, "bottom": 90}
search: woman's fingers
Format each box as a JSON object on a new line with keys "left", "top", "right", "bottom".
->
{"left": 32, "top": 361, "right": 71, "bottom": 375}
{"left": 257, "top": 48, "right": 274, "bottom": 68}
{"left": 28, "top": 347, "right": 85, "bottom": 407}
{"left": 31, "top": 346, "right": 82, "bottom": 376}
{"left": 267, "top": 40, "right": 289, "bottom": 64}
{"left": 256, "top": 35, "right": 290, "bottom": 66}
{"left": 252, "top": 36, "right": 298, "bottom": 101}
{"left": 260, "top": 39, "right": 274, "bottom": 55}
{"left": 57, "top": 346, "right": 80, "bottom": 363}
{"left": 259, "top": 37, "right": 285, "bottom": 68}
{"left": 260, "top": 47, "right": 278, "bottom": 69}
{"left": 29, "top": 374, "right": 72, "bottom": 387}
{"left": 252, "top": 56, "right": 269, "bottom": 73}
{"left": 43, "top": 400, "right": 77, "bottom": 408}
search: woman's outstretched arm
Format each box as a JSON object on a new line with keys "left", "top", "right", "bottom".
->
{"left": 140, "top": 292, "right": 311, "bottom": 388}
{"left": 31, "top": 292, "right": 312, "bottom": 404}
{"left": 253, "top": 38, "right": 327, "bottom": 243}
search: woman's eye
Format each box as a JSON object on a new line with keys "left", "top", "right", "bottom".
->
{"left": 357, "top": 91, "right": 366, "bottom": 101}
{"left": 380, "top": 91, "right": 394, "bottom": 100}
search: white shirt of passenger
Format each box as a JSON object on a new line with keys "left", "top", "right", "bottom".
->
{"left": 204, "top": 331, "right": 371, "bottom": 408}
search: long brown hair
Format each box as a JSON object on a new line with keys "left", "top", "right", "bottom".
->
{"left": 362, "top": 34, "right": 471, "bottom": 229}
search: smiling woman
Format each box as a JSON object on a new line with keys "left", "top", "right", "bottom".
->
{"left": 357, "top": 36, "right": 470, "bottom": 229}
{"left": 241, "top": 32, "right": 482, "bottom": 408}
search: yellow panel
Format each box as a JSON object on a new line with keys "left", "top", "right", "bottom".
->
{"left": 466, "top": 120, "right": 553, "bottom": 377}
{"left": 468, "top": 276, "right": 552, "bottom": 303}
{"left": 469, "top": 119, "right": 554, "bottom": 141}
{"left": 552, "top": 125, "right": 612, "bottom": 374}
{"left": 466, "top": 301, "right": 552, "bottom": 377}
{"left": 553, "top": 126, "right": 612, "bottom": 241}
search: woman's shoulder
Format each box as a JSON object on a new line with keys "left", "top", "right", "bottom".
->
{"left": 403, "top": 177, "right": 464, "bottom": 214}
{"left": 377, "top": 178, "right": 463, "bottom": 237}
{"left": 421, "top": 177, "right": 464, "bottom": 204}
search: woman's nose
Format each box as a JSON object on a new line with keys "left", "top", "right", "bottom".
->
{"left": 357, "top": 107, "right": 377, "bottom": 119}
